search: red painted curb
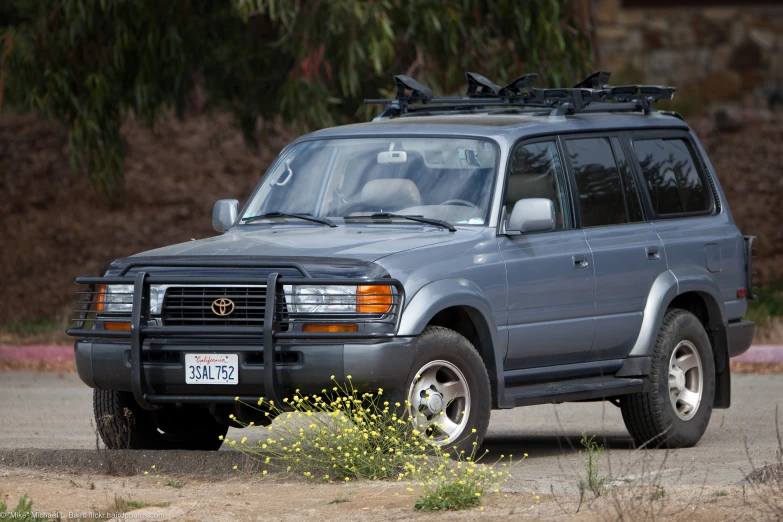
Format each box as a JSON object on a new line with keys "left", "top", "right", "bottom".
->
{"left": 732, "top": 345, "right": 783, "bottom": 364}
{"left": 0, "top": 345, "right": 73, "bottom": 362}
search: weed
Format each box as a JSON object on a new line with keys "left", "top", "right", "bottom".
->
{"left": 413, "top": 449, "right": 521, "bottom": 512}
{"left": 650, "top": 487, "right": 666, "bottom": 501}
{"left": 114, "top": 495, "right": 170, "bottom": 513}
{"left": 232, "top": 378, "right": 443, "bottom": 481}
{"left": 230, "top": 377, "right": 521, "bottom": 511}
{"left": 579, "top": 433, "right": 608, "bottom": 497}
{"left": 0, "top": 494, "right": 54, "bottom": 521}
{"left": 166, "top": 479, "right": 184, "bottom": 489}
{"left": 90, "top": 482, "right": 96, "bottom": 490}
{"left": 713, "top": 490, "right": 728, "bottom": 497}
{"left": 328, "top": 493, "right": 353, "bottom": 504}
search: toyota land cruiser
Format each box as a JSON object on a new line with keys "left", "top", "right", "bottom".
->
{"left": 68, "top": 71, "right": 756, "bottom": 453}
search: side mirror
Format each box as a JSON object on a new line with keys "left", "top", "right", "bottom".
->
{"left": 212, "top": 199, "right": 239, "bottom": 233}
{"left": 507, "top": 198, "right": 555, "bottom": 234}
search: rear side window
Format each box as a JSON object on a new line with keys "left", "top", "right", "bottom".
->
{"left": 633, "top": 138, "right": 713, "bottom": 215}
{"left": 565, "top": 137, "right": 628, "bottom": 227}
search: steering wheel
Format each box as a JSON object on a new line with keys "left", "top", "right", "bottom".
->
{"left": 441, "top": 199, "right": 482, "bottom": 211}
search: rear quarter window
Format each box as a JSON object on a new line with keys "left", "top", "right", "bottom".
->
{"left": 632, "top": 138, "right": 713, "bottom": 216}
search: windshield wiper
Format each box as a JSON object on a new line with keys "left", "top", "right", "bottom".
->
{"left": 241, "top": 212, "right": 337, "bottom": 228}
{"left": 345, "top": 213, "right": 456, "bottom": 232}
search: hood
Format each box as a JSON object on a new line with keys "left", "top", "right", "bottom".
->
{"left": 133, "top": 224, "right": 480, "bottom": 262}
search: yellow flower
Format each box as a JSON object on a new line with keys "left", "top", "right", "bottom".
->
{"left": 218, "top": 435, "right": 224, "bottom": 440}
{"left": 234, "top": 396, "right": 239, "bottom": 401}
{"left": 480, "top": 507, "right": 485, "bottom": 512}
{"left": 263, "top": 470, "right": 268, "bottom": 475}
{"left": 330, "top": 375, "right": 335, "bottom": 380}
{"left": 232, "top": 465, "right": 238, "bottom": 470}
{"left": 474, "top": 492, "right": 481, "bottom": 497}
{"left": 151, "top": 465, "right": 156, "bottom": 469}
{"left": 524, "top": 453, "right": 529, "bottom": 457}
{"left": 241, "top": 437, "right": 247, "bottom": 444}
{"left": 144, "top": 471, "right": 149, "bottom": 475}
{"left": 347, "top": 375, "right": 352, "bottom": 379}
{"left": 471, "top": 428, "right": 477, "bottom": 433}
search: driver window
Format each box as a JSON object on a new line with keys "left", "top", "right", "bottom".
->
{"left": 506, "top": 141, "right": 571, "bottom": 230}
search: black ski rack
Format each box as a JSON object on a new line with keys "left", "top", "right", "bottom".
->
{"left": 365, "top": 71, "right": 675, "bottom": 118}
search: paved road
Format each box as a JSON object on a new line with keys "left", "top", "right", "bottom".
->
{"left": 1, "top": 371, "right": 781, "bottom": 493}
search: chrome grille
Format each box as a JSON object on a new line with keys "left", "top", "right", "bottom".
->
{"left": 162, "top": 286, "right": 267, "bottom": 326}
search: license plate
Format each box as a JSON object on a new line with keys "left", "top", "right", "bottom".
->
{"left": 185, "top": 354, "right": 238, "bottom": 385}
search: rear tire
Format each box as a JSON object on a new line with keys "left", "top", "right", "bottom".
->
{"left": 93, "top": 390, "right": 228, "bottom": 450}
{"left": 394, "top": 326, "right": 492, "bottom": 457}
{"left": 620, "top": 309, "right": 715, "bottom": 448}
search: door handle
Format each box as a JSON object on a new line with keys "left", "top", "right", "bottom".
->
{"left": 572, "top": 254, "right": 589, "bottom": 269}
{"left": 646, "top": 246, "right": 661, "bottom": 260}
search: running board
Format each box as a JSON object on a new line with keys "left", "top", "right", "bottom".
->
{"left": 505, "top": 376, "right": 646, "bottom": 407}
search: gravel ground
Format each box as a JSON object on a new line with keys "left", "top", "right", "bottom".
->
{"left": 0, "top": 371, "right": 781, "bottom": 494}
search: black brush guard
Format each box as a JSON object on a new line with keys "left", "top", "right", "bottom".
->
{"left": 66, "top": 261, "right": 404, "bottom": 410}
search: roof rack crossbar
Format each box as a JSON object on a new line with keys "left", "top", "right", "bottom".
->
{"left": 364, "top": 71, "right": 676, "bottom": 119}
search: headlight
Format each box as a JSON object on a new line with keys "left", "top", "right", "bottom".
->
{"left": 97, "top": 284, "right": 164, "bottom": 314}
{"left": 97, "top": 284, "right": 133, "bottom": 313}
{"left": 285, "top": 285, "right": 393, "bottom": 314}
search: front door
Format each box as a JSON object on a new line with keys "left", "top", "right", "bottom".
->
{"left": 498, "top": 139, "right": 596, "bottom": 370}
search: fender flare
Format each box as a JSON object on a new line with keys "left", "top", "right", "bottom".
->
{"left": 629, "top": 267, "right": 726, "bottom": 357}
{"left": 397, "top": 278, "right": 505, "bottom": 406}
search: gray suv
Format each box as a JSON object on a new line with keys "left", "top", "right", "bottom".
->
{"left": 69, "top": 72, "right": 756, "bottom": 453}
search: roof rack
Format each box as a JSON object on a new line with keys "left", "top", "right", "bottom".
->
{"left": 364, "top": 71, "right": 675, "bottom": 119}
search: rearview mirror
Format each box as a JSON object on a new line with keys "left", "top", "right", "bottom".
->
{"left": 507, "top": 198, "right": 555, "bottom": 234}
{"left": 377, "top": 150, "right": 407, "bottom": 164}
{"left": 212, "top": 199, "right": 239, "bottom": 233}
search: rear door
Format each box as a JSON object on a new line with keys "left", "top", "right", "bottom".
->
{"left": 562, "top": 134, "right": 667, "bottom": 361}
{"left": 628, "top": 131, "right": 740, "bottom": 309}
{"left": 498, "top": 138, "right": 596, "bottom": 370}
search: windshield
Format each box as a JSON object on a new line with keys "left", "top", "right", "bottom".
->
{"left": 241, "top": 137, "right": 497, "bottom": 226}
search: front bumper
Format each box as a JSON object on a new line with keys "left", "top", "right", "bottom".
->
{"left": 67, "top": 260, "right": 406, "bottom": 409}
{"left": 75, "top": 337, "right": 418, "bottom": 400}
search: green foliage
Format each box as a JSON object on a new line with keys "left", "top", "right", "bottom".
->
{"left": 746, "top": 275, "right": 783, "bottom": 324}
{"left": 0, "top": 0, "right": 591, "bottom": 194}
{"left": 579, "top": 432, "right": 608, "bottom": 498}
{"left": 0, "top": 494, "right": 53, "bottom": 522}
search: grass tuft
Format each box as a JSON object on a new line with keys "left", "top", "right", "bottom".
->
{"left": 114, "top": 495, "right": 170, "bottom": 513}
{"left": 579, "top": 433, "right": 609, "bottom": 498}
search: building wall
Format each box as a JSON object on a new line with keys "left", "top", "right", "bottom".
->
{"left": 591, "top": 1, "right": 783, "bottom": 110}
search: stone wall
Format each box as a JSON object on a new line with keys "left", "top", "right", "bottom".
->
{"left": 592, "top": 1, "right": 783, "bottom": 111}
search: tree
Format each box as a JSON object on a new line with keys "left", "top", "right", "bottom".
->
{"left": 0, "top": 0, "right": 591, "bottom": 193}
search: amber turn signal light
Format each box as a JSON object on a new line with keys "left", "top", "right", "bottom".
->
{"left": 105, "top": 322, "right": 131, "bottom": 331}
{"left": 302, "top": 324, "right": 359, "bottom": 333}
{"left": 357, "top": 285, "right": 393, "bottom": 314}
{"left": 96, "top": 284, "right": 106, "bottom": 312}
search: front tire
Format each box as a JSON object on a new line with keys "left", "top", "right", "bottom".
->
{"left": 620, "top": 309, "right": 715, "bottom": 448}
{"left": 93, "top": 390, "right": 228, "bottom": 450}
{"left": 397, "top": 326, "right": 491, "bottom": 456}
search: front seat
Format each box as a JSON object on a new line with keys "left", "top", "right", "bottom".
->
{"left": 359, "top": 179, "right": 422, "bottom": 213}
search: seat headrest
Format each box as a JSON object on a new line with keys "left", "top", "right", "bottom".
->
{"left": 361, "top": 179, "right": 421, "bottom": 209}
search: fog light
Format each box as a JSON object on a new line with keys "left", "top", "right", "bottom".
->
{"left": 105, "top": 322, "right": 131, "bottom": 331}
{"left": 302, "top": 324, "right": 359, "bottom": 333}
